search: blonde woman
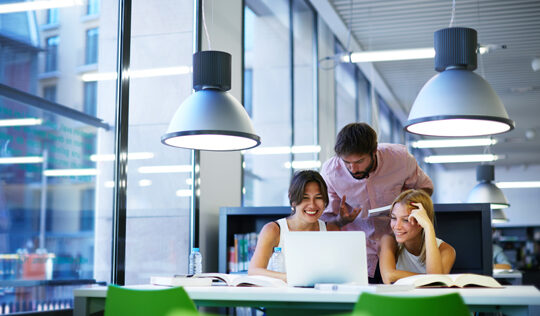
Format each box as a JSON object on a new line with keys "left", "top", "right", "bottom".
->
{"left": 379, "top": 189, "right": 456, "bottom": 284}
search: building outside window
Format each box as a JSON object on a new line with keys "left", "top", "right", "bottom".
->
{"left": 43, "top": 85, "right": 57, "bottom": 102}
{"left": 83, "top": 82, "right": 97, "bottom": 116}
{"left": 85, "top": 28, "right": 98, "bottom": 65}
{"left": 45, "top": 36, "right": 59, "bottom": 72}
{"left": 335, "top": 41, "right": 357, "bottom": 133}
{"left": 46, "top": 8, "right": 59, "bottom": 25}
{"left": 87, "top": 0, "right": 100, "bottom": 16}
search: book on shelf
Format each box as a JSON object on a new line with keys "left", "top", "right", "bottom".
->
{"left": 393, "top": 273, "right": 503, "bottom": 288}
{"left": 152, "top": 273, "right": 287, "bottom": 288}
{"left": 230, "top": 232, "right": 258, "bottom": 273}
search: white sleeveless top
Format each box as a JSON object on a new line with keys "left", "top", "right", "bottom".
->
{"left": 267, "top": 218, "right": 327, "bottom": 271}
{"left": 395, "top": 238, "right": 444, "bottom": 274}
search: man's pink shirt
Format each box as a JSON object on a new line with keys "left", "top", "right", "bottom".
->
{"left": 321, "top": 143, "right": 433, "bottom": 278}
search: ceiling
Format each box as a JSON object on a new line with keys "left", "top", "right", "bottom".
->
{"left": 314, "top": 0, "right": 540, "bottom": 169}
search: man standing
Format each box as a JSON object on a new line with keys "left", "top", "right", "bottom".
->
{"left": 321, "top": 123, "right": 433, "bottom": 283}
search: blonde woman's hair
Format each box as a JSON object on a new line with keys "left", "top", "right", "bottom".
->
{"left": 391, "top": 189, "right": 435, "bottom": 264}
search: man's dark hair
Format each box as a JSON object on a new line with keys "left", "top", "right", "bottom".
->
{"left": 334, "top": 123, "right": 378, "bottom": 156}
{"left": 288, "top": 170, "right": 329, "bottom": 212}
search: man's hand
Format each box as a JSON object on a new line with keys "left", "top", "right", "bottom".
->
{"left": 337, "top": 195, "right": 361, "bottom": 227}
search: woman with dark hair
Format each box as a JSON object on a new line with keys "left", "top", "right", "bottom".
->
{"left": 248, "top": 170, "right": 339, "bottom": 282}
{"left": 379, "top": 189, "right": 456, "bottom": 284}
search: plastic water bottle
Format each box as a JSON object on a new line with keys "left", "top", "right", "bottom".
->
{"left": 188, "top": 248, "right": 202, "bottom": 275}
{"left": 269, "top": 247, "right": 284, "bottom": 272}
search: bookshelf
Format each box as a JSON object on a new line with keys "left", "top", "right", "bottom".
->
{"left": 218, "top": 206, "right": 290, "bottom": 273}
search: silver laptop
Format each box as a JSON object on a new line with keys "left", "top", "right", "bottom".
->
{"left": 285, "top": 231, "right": 368, "bottom": 287}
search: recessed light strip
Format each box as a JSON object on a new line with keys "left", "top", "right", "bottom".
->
{"left": 0, "top": 118, "right": 43, "bottom": 127}
{"left": 44, "top": 168, "right": 98, "bottom": 176}
{"left": 496, "top": 181, "right": 540, "bottom": 189}
{"left": 411, "top": 138, "right": 497, "bottom": 148}
{"left": 90, "top": 152, "right": 154, "bottom": 162}
{"left": 138, "top": 165, "right": 192, "bottom": 174}
{"left": 424, "top": 154, "right": 501, "bottom": 164}
{"left": 0, "top": 156, "right": 44, "bottom": 164}
{"left": 0, "top": 0, "right": 83, "bottom": 14}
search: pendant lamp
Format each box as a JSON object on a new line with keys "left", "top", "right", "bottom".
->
{"left": 405, "top": 27, "right": 514, "bottom": 137}
{"left": 491, "top": 209, "right": 509, "bottom": 224}
{"left": 161, "top": 51, "right": 261, "bottom": 151}
{"left": 467, "top": 164, "right": 509, "bottom": 209}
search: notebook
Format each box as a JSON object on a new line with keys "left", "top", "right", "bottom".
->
{"left": 285, "top": 231, "right": 368, "bottom": 287}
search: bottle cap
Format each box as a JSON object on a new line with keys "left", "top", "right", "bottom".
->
{"left": 193, "top": 248, "right": 200, "bottom": 252}
{"left": 274, "top": 247, "right": 281, "bottom": 252}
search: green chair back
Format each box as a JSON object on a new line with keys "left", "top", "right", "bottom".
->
{"left": 104, "top": 285, "right": 200, "bottom": 316}
{"left": 353, "top": 292, "right": 470, "bottom": 316}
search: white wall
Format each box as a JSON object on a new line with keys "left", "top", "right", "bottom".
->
{"left": 432, "top": 164, "right": 540, "bottom": 227}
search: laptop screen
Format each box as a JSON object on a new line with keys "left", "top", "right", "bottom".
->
{"left": 285, "top": 231, "right": 368, "bottom": 287}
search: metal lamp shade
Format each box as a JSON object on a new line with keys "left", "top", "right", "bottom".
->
{"left": 491, "top": 208, "right": 509, "bottom": 224}
{"left": 406, "top": 69, "right": 514, "bottom": 136}
{"left": 161, "top": 89, "right": 260, "bottom": 151}
{"left": 467, "top": 181, "right": 510, "bottom": 209}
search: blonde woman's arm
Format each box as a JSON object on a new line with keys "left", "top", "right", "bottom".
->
{"left": 379, "top": 234, "right": 419, "bottom": 284}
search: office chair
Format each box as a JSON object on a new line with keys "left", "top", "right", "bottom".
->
{"left": 104, "top": 285, "right": 200, "bottom": 316}
{"left": 352, "top": 292, "right": 470, "bottom": 316}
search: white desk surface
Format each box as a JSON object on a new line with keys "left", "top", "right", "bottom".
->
{"left": 74, "top": 284, "right": 540, "bottom": 306}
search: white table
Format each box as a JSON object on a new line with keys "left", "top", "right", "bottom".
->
{"left": 74, "top": 284, "right": 540, "bottom": 316}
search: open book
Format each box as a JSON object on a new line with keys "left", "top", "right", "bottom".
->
{"left": 368, "top": 205, "right": 391, "bottom": 217}
{"left": 394, "top": 273, "right": 503, "bottom": 288}
{"left": 151, "top": 273, "right": 287, "bottom": 288}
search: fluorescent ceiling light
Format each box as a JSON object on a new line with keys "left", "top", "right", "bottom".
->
{"left": 411, "top": 138, "right": 497, "bottom": 148}
{"left": 138, "top": 179, "right": 152, "bottom": 187}
{"left": 496, "top": 181, "right": 540, "bottom": 189}
{"left": 176, "top": 189, "right": 192, "bottom": 197}
{"left": 243, "top": 145, "right": 321, "bottom": 155}
{"left": 0, "top": 0, "right": 83, "bottom": 14}
{"left": 0, "top": 118, "right": 43, "bottom": 127}
{"left": 0, "top": 156, "right": 43, "bottom": 164}
{"left": 138, "top": 165, "right": 191, "bottom": 174}
{"left": 343, "top": 48, "right": 434, "bottom": 63}
{"left": 284, "top": 160, "right": 321, "bottom": 169}
{"left": 90, "top": 152, "right": 154, "bottom": 162}
{"left": 341, "top": 45, "right": 491, "bottom": 63}
{"left": 424, "top": 154, "right": 501, "bottom": 164}
{"left": 44, "top": 168, "right": 98, "bottom": 176}
{"left": 80, "top": 66, "right": 191, "bottom": 82}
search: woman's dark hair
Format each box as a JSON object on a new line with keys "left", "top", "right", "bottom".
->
{"left": 334, "top": 122, "right": 378, "bottom": 157}
{"left": 288, "top": 170, "right": 329, "bottom": 213}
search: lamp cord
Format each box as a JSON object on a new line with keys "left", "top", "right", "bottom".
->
{"left": 449, "top": 0, "right": 456, "bottom": 27}
{"left": 202, "top": 0, "right": 212, "bottom": 50}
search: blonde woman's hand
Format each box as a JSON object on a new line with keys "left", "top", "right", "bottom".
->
{"left": 408, "top": 202, "right": 431, "bottom": 229}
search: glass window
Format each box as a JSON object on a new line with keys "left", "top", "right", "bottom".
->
{"left": 0, "top": 1, "right": 118, "bottom": 312}
{"left": 45, "top": 36, "right": 59, "bottom": 72}
{"left": 123, "top": 0, "right": 193, "bottom": 285}
{"left": 43, "top": 85, "right": 57, "bottom": 102}
{"left": 85, "top": 28, "right": 99, "bottom": 65}
{"left": 377, "top": 95, "right": 392, "bottom": 143}
{"left": 292, "top": 0, "right": 318, "bottom": 171}
{"left": 242, "top": 0, "right": 292, "bottom": 206}
{"left": 335, "top": 41, "right": 357, "bottom": 133}
{"left": 357, "top": 72, "right": 370, "bottom": 123}
{"left": 87, "top": 0, "right": 100, "bottom": 16}
{"left": 47, "top": 8, "right": 59, "bottom": 25}
{"left": 83, "top": 82, "right": 97, "bottom": 116}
